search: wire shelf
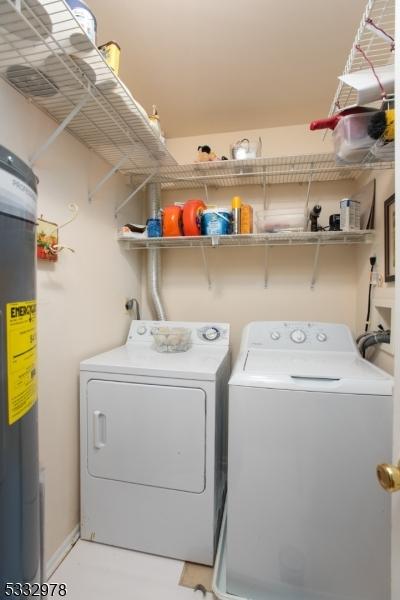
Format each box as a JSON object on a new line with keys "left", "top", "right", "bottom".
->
{"left": 0, "top": 1, "right": 393, "bottom": 190}
{"left": 0, "top": 0, "right": 177, "bottom": 169}
{"left": 329, "top": 0, "right": 395, "bottom": 115}
{"left": 127, "top": 153, "right": 394, "bottom": 190}
{"left": 118, "top": 230, "right": 375, "bottom": 250}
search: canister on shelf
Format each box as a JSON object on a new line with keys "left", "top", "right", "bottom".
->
{"left": 66, "top": 0, "right": 97, "bottom": 44}
{"left": 99, "top": 41, "right": 121, "bottom": 75}
{"left": 163, "top": 205, "right": 183, "bottom": 237}
{"left": 231, "top": 196, "right": 242, "bottom": 234}
{"left": 340, "top": 199, "right": 360, "bottom": 231}
{"left": 201, "top": 209, "right": 232, "bottom": 235}
{"left": 240, "top": 204, "right": 253, "bottom": 234}
{"left": 146, "top": 218, "right": 162, "bottom": 238}
{"left": 182, "top": 199, "right": 206, "bottom": 236}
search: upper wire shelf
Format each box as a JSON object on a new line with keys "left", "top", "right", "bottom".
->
{"left": 127, "top": 153, "right": 394, "bottom": 190}
{"left": 328, "top": 0, "right": 395, "bottom": 115}
{"left": 0, "top": 0, "right": 393, "bottom": 194}
{"left": 0, "top": 0, "right": 177, "bottom": 169}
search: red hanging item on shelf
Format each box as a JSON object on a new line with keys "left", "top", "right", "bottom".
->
{"left": 309, "top": 106, "right": 373, "bottom": 131}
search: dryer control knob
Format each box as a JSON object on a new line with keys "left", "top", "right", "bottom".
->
{"left": 203, "top": 327, "right": 220, "bottom": 341}
{"left": 137, "top": 325, "right": 147, "bottom": 335}
{"left": 270, "top": 331, "right": 281, "bottom": 340}
{"left": 290, "top": 329, "right": 306, "bottom": 344}
{"left": 317, "top": 332, "right": 327, "bottom": 342}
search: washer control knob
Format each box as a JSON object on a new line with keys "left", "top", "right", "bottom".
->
{"left": 317, "top": 332, "right": 327, "bottom": 342}
{"left": 137, "top": 325, "right": 147, "bottom": 335}
{"left": 290, "top": 329, "right": 306, "bottom": 344}
{"left": 270, "top": 331, "right": 281, "bottom": 341}
{"left": 203, "top": 327, "right": 220, "bottom": 341}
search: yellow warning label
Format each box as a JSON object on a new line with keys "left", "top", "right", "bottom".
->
{"left": 6, "top": 301, "right": 37, "bottom": 425}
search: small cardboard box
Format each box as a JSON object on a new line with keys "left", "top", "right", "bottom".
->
{"left": 340, "top": 199, "right": 360, "bottom": 231}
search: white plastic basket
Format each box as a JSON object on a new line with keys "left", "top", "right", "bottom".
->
{"left": 255, "top": 208, "right": 307, "bottom": 233}
{"left": 151, "top": 326, "right": 192, "bottom": 353}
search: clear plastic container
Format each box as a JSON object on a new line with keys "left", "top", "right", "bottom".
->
{"left": 151, "top": 326, "right": 192, "bottom": 353}
{"left": 256, "top": 208, "right": 307, "bottom": 233}
{"left": 333, "top": 112, "right": 376, "bottom": 163}
{"left": 370, "top": 139, "right": 394, "bottom": 162}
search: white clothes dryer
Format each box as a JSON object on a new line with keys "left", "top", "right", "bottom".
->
{"left": 226, "top": 321, "right": 393, "bottom": 600}
{"left": 80, "top": 320, "right": 230, "bottom": 565}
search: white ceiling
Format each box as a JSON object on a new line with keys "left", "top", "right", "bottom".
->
{"left": 90, "top": 0, "right": 367, "bottom": 138}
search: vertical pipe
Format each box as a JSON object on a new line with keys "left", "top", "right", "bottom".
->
{"left": 146, "top": 182, "right": 167, "bottom": 320}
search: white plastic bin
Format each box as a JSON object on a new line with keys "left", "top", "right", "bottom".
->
{"left": 370, "top": 139, "right": 394, "bottom": 162}
{"left": 333, "top": 112, "right": 376, "bottom": 163}
{"left": 256, "top": 208, "right": 306, "bottom": 233}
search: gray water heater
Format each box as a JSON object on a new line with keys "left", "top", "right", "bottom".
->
{"left": 0, "top": 146, "right": 40, "bottom": 591}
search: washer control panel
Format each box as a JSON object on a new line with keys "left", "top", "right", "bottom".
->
{"left": 127, "top": 320, "right": 230, "bottom": 346}
{"left": 246, "top": 322, "right": 356, "bottom": 352}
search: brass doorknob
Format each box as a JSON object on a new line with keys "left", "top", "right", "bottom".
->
{"left": 376, "top": 461, "right": 400, "bottom": 493}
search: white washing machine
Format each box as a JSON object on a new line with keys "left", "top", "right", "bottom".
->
{"left": 226, "top": 321, "right": 393, "bottom": 600}
{"left": 80, "top": 320, "right": 230, "bottom": 565}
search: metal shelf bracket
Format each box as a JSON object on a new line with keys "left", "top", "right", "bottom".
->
{"left": 29, "top": 93, "right": 91, "bottom": 166}
{"left": 310, "top": 241, "right": 321, "bottom": 289}
{"left": 115, "top": 170, "right": 157, "bottom": 217}
{"left": 262, "top": 170, "right": 269, "bottom": 210}
{"left": 304, "top": 168, "right": 314, "bottom": 215}
{"left": 89, "top": 155, "right": 129, "bottom": 202}
{"left": 264, "top": 245, "right": 270, "bottom": 288}
{"left": 200, "top": 245, "right": 212, "bottom": 289}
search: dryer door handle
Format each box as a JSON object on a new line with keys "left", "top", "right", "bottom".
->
{"left": 93, "top": 410, "right": 107, "bottom": 449}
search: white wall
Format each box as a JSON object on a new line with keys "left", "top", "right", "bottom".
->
{"left": 0, "top": 80, "right": 142, "bottom": 561}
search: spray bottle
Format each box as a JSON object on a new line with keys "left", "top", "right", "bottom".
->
{"left": 231, "top": 196, "right": 242, "bottom": 234}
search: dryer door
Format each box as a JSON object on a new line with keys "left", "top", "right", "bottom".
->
{"left": 86, "top": 380, "right": 206, "bottom": 493}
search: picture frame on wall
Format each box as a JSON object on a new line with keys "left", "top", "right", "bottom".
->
{"left": 384, "top": 194, "right": 395, "bottom": 282}
{"left": 37, "top": 217, "right": 58, "bottom": 262}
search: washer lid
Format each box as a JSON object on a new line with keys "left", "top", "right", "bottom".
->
{"left": 230, "top": 349, "right": 393, "bottom": 395}
{"left": 80, "top": 344, "right": 228, "bottom": 381}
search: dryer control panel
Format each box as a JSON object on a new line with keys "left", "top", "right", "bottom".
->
{"left": 244, "top": 321, "right": 357, "bottom": 353}
{"left": 127, "top": 320, "right": 230, "bottom": 346}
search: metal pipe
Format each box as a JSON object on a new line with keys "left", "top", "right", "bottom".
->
{"left": 146, "top": 182, "right": 167, "bottom": 320}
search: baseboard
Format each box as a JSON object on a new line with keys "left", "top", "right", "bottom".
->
{"left": 46, "top": 525, "right": 80, "bottom": 580}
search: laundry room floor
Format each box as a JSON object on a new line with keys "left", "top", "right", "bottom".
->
{"left": 50, "top": 539, "right": 214, "bottom": 599}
